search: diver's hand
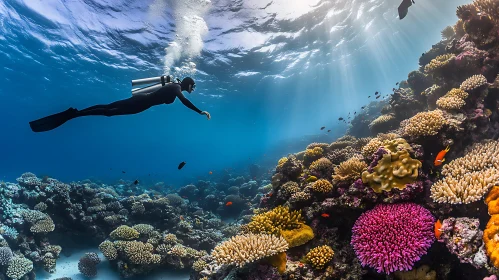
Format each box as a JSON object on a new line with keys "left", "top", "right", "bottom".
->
{"left": 201, "top": 111, "right": 211, "bottom": 120}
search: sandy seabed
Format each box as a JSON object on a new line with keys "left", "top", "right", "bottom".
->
{"left": 35, "top": 249, "right": 190, "bottom": 280}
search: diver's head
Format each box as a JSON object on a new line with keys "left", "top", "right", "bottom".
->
{"left": 180, "top": 77, "right": 196, "bottom": 93}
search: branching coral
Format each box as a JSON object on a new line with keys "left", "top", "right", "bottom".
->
{"left": 351, "top": 203, "right": 435, "bottom": 274}
{"left": 125, "top": 241, "right": 161, "bottom": 264}
{"left": 403, "top": 110, "right": 446, "bottom": 137}
{"left": 246, "top": 206, "right": 303, "bottom": 235}
{"left": 362, "top": 138, "right": 384, "bottom": 158}
{"left": 78, "top": 253, "right": 100, "bottom": 277}
{"left": 368, "top": 114, "right": 395, "bottom": 132}
{"left": 211, "top": 233, "right": 288, "bottom": 267}
{"left": 6, "top": 257, "right": 33, "bottom": 280}
{"left": 431, "top": 140, "right": 499, "bottom": 204}
{"left": 436, "top": 88, "right": 469, "bottom": 110}
{"left": 460, "top": 74, "right": 488, "bottom": 92}
{"left": 99, "top": 240, "right": 118, "bottom": 260}
{"left": 109, "top": 225, "right": 140, "bottom": 240}
{"left": 305, "top": 245, "right": 334, "bottom": 269}
{"left": 332, "top": 157, "right": 367, "bottom": 184}
{"left": 474, "top": 0, "right": 499, "bottom": 23}
{"left": 424, "top": 54, "right": 455, "bottom": 74}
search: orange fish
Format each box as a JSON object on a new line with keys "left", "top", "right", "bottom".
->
{"left": 179, "top": 215, "right": 184, "bottom": 221}
{"left": 226, "top": 201, "right": 233, "bottom": 206}
{"left": 434, "top": 219, "right": 442, "bottom": 239}
{"left": 209, "top": 171, "right": 213, "bottom": 175}
{"left": 321, "top": 213, "right": 330, "bottom": 218}
{"left": 298, "top": 262, "right": 304, "bottom": 268}
{"left": 434, "top": 146, "right": 450, "bottom": 166}
{"left": 266, "top": 192, "right": 273, "bottom": 197}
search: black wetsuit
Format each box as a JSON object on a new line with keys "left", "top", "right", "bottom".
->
{"left": 78, "top": 83, "right": 202, "bottom": 117}
{"left": 29, "top": 83, "right": 203, "bottom": 132}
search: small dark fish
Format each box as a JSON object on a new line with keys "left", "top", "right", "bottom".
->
{"left": 354, "top": 111, "right": 356, "bottom": 114}
{"left": 361, "top": 106, "right": 365, "bottom": 109}
{"left": 375, "top": 91, "right": 379, "bottom": 95}
{"left": 327, "top": 130, "right": 331, "bottom": 132}
{"left": 133, "top": 180, "right": 139, "bottom": 185}
{"left": 338, "top": 117, "right": 344, "bottom": 121}
{"left": 320, "top": 126, "right": 325, "bottom": 130}
{"left": 368, "top": 96, "right": 371, "bottom": 98}
{"left": 392, "top": 88, "right": 396, "bottom": 91}
{"left": 376, "top": 95, "right": 381, "bottom": 99}
{"left": 396, "top": 82, "right": 399, "bottom": 85}
{"left": 422, "top": 53, "right": 425, "bottom": 56}
{"left": 122, "top": 171, "right": 126, "bottom": 174}
{"left": 398, "top": 0, "right": 414, "bottom": 20}
{"left": 178, "top": 162, "right": 186, "bottom": 170}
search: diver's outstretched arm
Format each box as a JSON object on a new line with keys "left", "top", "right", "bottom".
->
{"left": 176, "top": 91, "right": 203, "bottom": 114}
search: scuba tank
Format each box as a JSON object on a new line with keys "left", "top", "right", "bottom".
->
{"left": 131, "top": 75, "right": 175, "bottom": 96}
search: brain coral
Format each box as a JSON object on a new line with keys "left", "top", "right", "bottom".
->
{"left": 351, "top": 203, "right": 435, "bottom": 274}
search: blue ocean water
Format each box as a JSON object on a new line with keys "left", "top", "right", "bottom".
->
{"left": 0, "top": 0, "right": 471, "bottom": 187}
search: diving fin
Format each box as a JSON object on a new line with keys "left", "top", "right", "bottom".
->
{"left": 29, "top": 108, "right": 78, "bottom": 132}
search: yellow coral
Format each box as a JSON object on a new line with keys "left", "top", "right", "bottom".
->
{"left": 403, "top": 110, "right": 446, "bottom": 137}
{"left": 332, "top": 157, "right": 367, "bottom": 184}
{"left": 110, "top": 225, "right": 140, "bottom": 240}
{"left": 246, "top": 206, "right": 303, "bottom": 235}
{"left": 305, "top": 147, "right": 323, "bottom": 157}
{"left": 305, "top": 245, "right": 334, "bottom": 269}
{"left": 277, "top": 157, "right": 288, "bottom": 168}
{"left": 280, "top": 223, "right": 314, "bottom": 248}
{"left": 362, "top": 150, "right": 421, "bottom": 193}
{"left": 424, "top": 54, "right": 455, "bottom": 74}
{"left": 311, "top": 179, "right": 333, "bottom": 193}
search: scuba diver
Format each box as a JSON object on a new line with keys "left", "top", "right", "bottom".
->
{"left": 29, "top": 77, "right": 211, "bottom": 132}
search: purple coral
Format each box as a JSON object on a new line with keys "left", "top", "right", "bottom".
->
{"left": 351, "top": 203, "right": 435, "bottom": 274}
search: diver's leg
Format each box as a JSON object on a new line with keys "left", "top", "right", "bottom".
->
{"left": 77, "top": 95, "right": 153, "bottom": 117}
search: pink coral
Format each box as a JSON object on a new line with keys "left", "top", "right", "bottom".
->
{"left": 350, "top": 203, "right": 435, "bottom": 274}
